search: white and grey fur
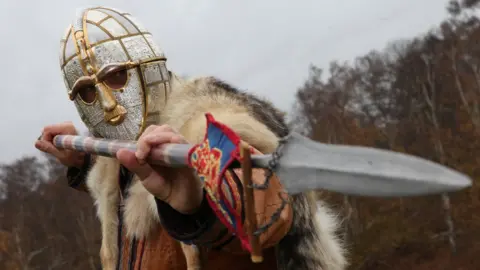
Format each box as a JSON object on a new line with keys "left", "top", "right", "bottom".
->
{"left": 85, "top": 74, "right": 348, "bottom": 270}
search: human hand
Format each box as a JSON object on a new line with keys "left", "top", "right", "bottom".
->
{"left": 116, "top": 125, "right": 204, "bottom": 214}
{"left": 35, "top": 122, "right": 85, "bottom": 168}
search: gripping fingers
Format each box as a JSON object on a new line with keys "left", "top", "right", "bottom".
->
{"left": 35, "top": 124, "right": 71, "bottom": 155}
{"left": 135, "top": 125, "right": 160, "bottom": 162}
{"left": 135, "top": 124, "right": 181, "bottom": 162}
{"left": 42, "top": 122, "right": 76, "bottom": 142}
{"left": 135, "top": 132, "right": 175, "bottom": 161}
{"left": 116, "top": 149, "right": 155, "bottom": 180}
{"left": 35, "top": 140, "right": 60, "bottom": 156}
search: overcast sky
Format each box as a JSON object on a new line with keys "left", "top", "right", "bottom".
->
{"left": 0, "top": 0, "right": 451, "bottom": 164}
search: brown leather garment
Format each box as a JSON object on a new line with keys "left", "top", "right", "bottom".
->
{"left": 134, "top": 228, "right": 278, "bottom": 270}
{"left": 120, "top": 168, "right": 293, "bottom": 270}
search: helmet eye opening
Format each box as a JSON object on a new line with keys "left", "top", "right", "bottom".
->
{"left": 78, "top": 85, "right": 97, "bottom": 104}
{"left": 103, "top": 69, "right": 128, "bottom": 90}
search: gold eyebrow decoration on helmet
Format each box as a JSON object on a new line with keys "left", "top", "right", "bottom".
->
{"left": 69, "top": 77, "right": 95, "bottom": 100}
{"left": 68, "top": 56, "right": 167, "bottom": 101}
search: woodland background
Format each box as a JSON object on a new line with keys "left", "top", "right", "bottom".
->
{"left": 1, "top": 1, "right": 480, "bottom": 269}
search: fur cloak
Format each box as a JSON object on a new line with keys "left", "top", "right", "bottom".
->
{"left": 85, "top": 75, "right": 347, "bottom": 270}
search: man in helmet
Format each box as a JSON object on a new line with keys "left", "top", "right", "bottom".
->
{"left": 36, "top": 6, "right": 347, "bottom": 270}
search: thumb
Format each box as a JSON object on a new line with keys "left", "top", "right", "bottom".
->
{"left": 116, "top": 148, "right": 154, "bottom": 180}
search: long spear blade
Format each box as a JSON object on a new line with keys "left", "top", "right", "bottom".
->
{"left": 52, "top": 133, "right": 472, "bottom": 197}
{"left": 266, "top": 133, "right": 472, "bottom": 197}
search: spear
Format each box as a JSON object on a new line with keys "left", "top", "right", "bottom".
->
{"left": 52, "top": 131, "right": 471, "bottom": 198}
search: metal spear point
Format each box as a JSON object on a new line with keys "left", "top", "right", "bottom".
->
{"left": 52, "top": 132, "right": 472, "bottom": 197}
{"left": 257, "top": 132, "right": 472, "bottom": 197}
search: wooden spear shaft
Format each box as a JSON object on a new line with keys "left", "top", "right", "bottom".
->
{"left": 240, "top": 141, "right": 263, "bottom": 263}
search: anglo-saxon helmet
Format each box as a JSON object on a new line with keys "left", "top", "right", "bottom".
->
{"left": 59, "top": 7, "right": 170, "bottom": 140}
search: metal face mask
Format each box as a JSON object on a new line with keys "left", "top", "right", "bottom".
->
{"left": 59, "top": 7, "right": 170, "bottom": 140}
